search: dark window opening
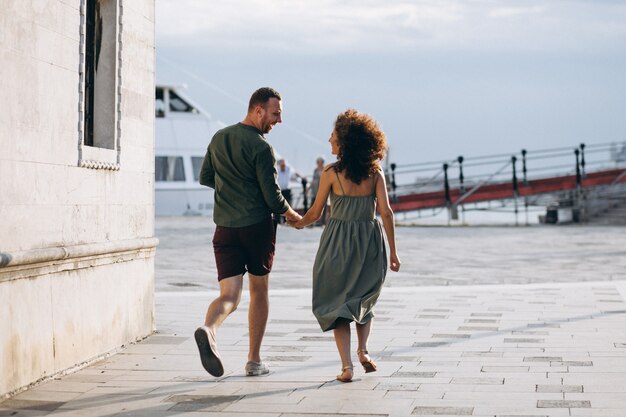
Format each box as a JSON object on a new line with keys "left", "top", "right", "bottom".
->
{"left": 169, "top": 91, "right": 197, "bottom": 113}
{"left": 156, "top": 88, "right": 165, "bottom": 118}
{"left": 84, "top": 0, "right": 99, "bottom": 146}
{"left": 155, "top": 156, "right": 186, "bottom": 181}
{"left": 83, "top": 0, "right": 116, "bottom": 150}
{"left": 191, "top": 156, "right": 204, "bottom": 181}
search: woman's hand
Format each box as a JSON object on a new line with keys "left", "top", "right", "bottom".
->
{"left": 390, "top": 252, "right": 401, "bottom": 272}
{"left": 287, "top": 219, "right": 304, "bottom": 229}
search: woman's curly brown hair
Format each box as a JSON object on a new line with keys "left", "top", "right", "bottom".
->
{"left": 333, "top": 109, "right": 388, "bottom": 184}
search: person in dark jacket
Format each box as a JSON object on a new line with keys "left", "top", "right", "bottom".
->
{"left": 194, "top": 87, "right": 301, "bottom": 377}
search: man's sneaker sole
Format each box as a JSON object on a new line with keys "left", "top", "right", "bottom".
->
{"left": 194, "top": 327, "right": 224, "bottom": 377}
{"left": 246, "top": 369, "right": 269, "bottom": 376}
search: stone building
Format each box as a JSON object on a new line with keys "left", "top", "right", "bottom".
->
{"left": 0, "top": 0, "right": 157, "bottom": 397}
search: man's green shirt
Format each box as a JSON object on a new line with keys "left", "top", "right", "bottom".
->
{"left": 199, "top": 122, "right": 289, "bottom": 227}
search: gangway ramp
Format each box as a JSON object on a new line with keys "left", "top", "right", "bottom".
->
{"left": 391, "top": 168, "right": 626, "bottom": 212}
{"left": 387, "top": 142, "right": 626, "bottom": 214}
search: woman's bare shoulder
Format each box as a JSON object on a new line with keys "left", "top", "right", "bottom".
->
{"left": 320, "top": 163, "right": 337, "bottom": 182}
{"left": 323, "top": 162, "right": 337, "bottom": 172}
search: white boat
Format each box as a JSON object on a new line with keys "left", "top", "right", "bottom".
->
{"left": 155, "top": 84, "right": 307, "bottom": 216}
{"left": 155, "top": 84, "right": 225, "bottom": 216}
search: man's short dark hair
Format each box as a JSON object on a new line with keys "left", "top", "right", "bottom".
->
{"left": 248, "top": 87, "right": 281, "bottom": 112}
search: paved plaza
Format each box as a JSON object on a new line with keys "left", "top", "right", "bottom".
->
{"left": 2, "top": 218, "right": 626, "bottom": 416}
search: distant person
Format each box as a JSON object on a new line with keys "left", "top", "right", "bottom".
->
{"left": 276, "top": 158, "right": 303, "bottom": 205}
{"left": 307, "top": 156, "right": 328, "bottom": 226}
{"left": 196, "top": 87, "right": 302, "bottom": 378}
{"left": 289, "top": 109, "right": 401, "bottom": 382}
{"left": 276, "top": 158, "right": 303, "bottom": 223}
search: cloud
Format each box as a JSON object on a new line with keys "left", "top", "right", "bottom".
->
{"left": 155, "top": 0, "right": 626, "bottom": 53}
{"left": 156, "top": 0, "right": 463, "bottom": 50}
{"left": 488, "top": 6, "right": 546, "bottom": 18}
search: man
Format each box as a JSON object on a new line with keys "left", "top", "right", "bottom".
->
{"left": 196, "top": 87, "right": 301, "bottom": 377}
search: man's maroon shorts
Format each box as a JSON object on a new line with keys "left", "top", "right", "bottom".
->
{"left": 213, "top": 217, "right": 276, "bottom": 280}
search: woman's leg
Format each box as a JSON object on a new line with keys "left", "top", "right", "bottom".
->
{"left": 356, "top": 319, "right": 377, "bottom": 372}
{"left": 355, "top": 319, "right": 372, "bottom": 351}
{"left": 333, "top": 319, "right": 353, "bottom": 381}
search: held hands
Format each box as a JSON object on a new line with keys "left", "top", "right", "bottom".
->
{"left": 284, "top": 208, "right": 303, "bottom": 229}
{"left": 286, "top": 220, "right": 304, "bottom": 229}
{"left": 390, "top": 252, "right": 401, "bottom": 272}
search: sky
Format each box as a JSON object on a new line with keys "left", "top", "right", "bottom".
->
{"left": 155, "top": 0, "right": 626, "bottom": 181}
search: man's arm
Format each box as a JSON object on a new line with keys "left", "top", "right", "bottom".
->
{"left": 198, "top": 144, "right": 215, "bottom": 188}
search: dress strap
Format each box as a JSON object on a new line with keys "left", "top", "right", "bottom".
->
{"left": 371, "top": 172, "right": 379, "bottom": 196}
{"left": 334, "top": 169, "right": 346, "bottom": 196}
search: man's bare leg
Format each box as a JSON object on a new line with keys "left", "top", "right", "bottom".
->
{"left": 195, "top": 274, "right": 243, "bottom": 377}
{"left": 204, "top": 274, "right": 244, "bottom": 333}
{"left": 247, "top": 273, "right": 269, "bottom": 363}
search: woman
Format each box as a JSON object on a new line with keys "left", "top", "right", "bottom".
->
{"left": 291, "top": 109, "right": 401, "bottom": 382}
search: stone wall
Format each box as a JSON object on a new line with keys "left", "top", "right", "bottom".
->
{"left": 0, "top": 0, "right": 157, "bottom": 398}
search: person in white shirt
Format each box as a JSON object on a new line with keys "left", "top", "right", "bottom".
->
{"left": 276, "top": 159, "right": 303, "bottom": 223}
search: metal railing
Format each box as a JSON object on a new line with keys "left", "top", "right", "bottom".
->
{"left": 386, "top": 141, "right": 626, "bottom": 224}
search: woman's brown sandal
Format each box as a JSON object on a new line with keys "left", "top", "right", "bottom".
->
{"left": 336, "top": 365, "right": 354, "bottom": 383}
{"left": 357, "top": 349, "right": 377, "bottom": 373}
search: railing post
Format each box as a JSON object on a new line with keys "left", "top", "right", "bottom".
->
{"left": 511, "top": 156, "right": 518, "bottom": 194}
{"left": 521, "top": 149, "right": 528, "bottom": 185}
{"left": 574, "top": 146, "right": 586, "bottom": 223}
{"left": 390, "top": 163, "right": 397, "bottom": 203}
{"left": 512, "top": 155, "right": 519, "bottom": 226}
{"left": 301, "top": 177, "right": 308, "bottom": 212}
{"left": 580, "top": 143, "right": 586, "bottom": 178}
{"left": 443, "top": 163, "right": 450, "bottom": 206}
{"left": 443, "top": 163, "right": 451, "bottom": 224}
{"left": 521, "top": 149, "right": 529, "bottom": 225}
{"left": 575, "top": 148, "right": 581, "bottom": 188}
{"left": 457, "top": 156, "right": 465, "bottom": 194}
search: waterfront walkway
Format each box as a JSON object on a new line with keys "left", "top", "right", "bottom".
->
{"left": 2, "top": 220, "right": 626, "bottom": 416}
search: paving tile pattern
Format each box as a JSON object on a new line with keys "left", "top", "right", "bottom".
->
{"left": 1, "top": 281, "right": 626, "bottom": 416}
{"left": 3, "top": 218, "right": 626, "bottom": 416}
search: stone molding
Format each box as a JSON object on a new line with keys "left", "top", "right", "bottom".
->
{"left": 0, "top": 237, "right": 159, "bottom": 281}
{"left": 79, "top": 159, "right": 121, "bottom": 170}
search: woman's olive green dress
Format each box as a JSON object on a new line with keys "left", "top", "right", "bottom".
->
{"left": 312, "top": 175, "right": 387, "bottom": 331}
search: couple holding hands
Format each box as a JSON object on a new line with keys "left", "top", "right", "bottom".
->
{"left": 196, "top": 87, "right": 400, "bottom": 383}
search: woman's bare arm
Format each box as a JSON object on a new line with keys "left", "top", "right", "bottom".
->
{"left": 290, "top": 166, "right": 333, "bottom": 229}
{"left": 375, "top": 169, "right": 401, "bottom": 271}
